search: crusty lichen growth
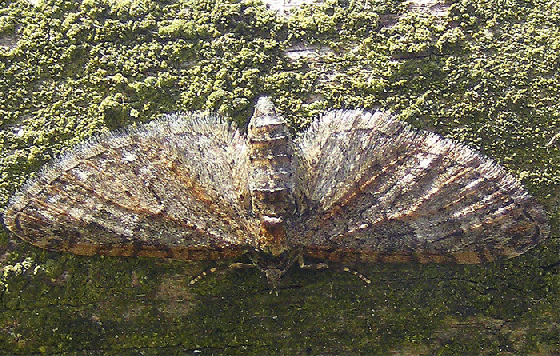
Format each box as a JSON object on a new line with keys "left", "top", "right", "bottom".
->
{"left": 0, "top": 0, "right": 559, "bottom": 354}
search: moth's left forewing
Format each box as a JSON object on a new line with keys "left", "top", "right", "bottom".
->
{"left": 294, "top": 110, "right": 549, "bottom": 264}
{"left": 295, "top": 110, "right": 398, "bottom": 209}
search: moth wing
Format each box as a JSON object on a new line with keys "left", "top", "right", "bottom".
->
{"left": 4, "top": 114, "right": 258, "bottom": 260}
{"left": 293, "top": 110, "right": 549, "bottom": 263}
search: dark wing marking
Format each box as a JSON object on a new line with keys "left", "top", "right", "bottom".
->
{"left": 293, "top": 110, "right": 549, "bottom": 263}
{"left": 4, "top": 114, "right": 258, "bottom": 260}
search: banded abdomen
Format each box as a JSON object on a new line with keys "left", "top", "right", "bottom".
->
{"left": 247, "top": 97, "right": 296, "bottom": 255}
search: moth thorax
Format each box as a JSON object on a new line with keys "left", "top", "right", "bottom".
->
{"left": 248, "top": 97, "right": 295, "bottom": 255}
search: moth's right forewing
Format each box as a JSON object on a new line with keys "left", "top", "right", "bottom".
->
{"left": 5, "top": 114, "right": 258, "bottom": 259}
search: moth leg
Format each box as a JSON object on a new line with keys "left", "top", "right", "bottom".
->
{"left": 229, "top": 262, "right": 257, "bottom": 269}
{"left": 297, "top": 254, "right": 329, "bottom": 270}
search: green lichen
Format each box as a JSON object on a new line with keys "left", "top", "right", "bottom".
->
{"left": 0, "top": 0, "right": 559, "bottom": 354}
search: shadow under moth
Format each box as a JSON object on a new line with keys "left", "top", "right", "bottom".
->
{"left": 4, "top": 97, "right": 550, "bottom": 286}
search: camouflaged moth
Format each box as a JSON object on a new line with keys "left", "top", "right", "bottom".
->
{"left": 4, "top": 97, "right": 550, "bottom": 285}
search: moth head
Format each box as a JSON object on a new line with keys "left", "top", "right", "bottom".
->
{"left": 248, "top": 249, "right": 301, "bottom": 290}
{"left": 263, "top": 267, "right": 284, "bottom": 289}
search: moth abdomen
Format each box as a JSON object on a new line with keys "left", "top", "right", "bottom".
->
{"left": 247, "top": 97, "right": 298, "bottom": 254}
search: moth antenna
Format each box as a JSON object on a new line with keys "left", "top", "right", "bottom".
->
{"left": 342, "top": 267, "right": 372, "bottom": 285}
{"left": 189, "top": 267, "right": 219, "bottom": 285}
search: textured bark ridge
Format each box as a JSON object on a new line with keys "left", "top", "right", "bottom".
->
{"left": 3, "top": 97, "right": 550, "bottom": 283}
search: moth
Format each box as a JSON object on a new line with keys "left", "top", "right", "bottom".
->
{"left": 3, "top": 97, "right": 550, "bottom": 286}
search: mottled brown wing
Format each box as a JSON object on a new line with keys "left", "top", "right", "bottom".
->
{"left": 293, "top": 110, "right": 549, "bottom": 264}
{"left": 4, "top": 114, "right": 259, "bottom": 260}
